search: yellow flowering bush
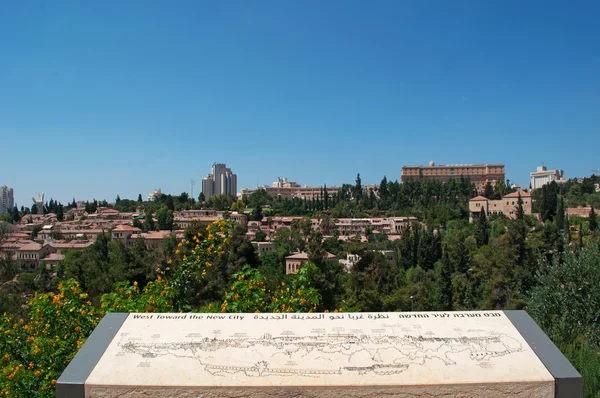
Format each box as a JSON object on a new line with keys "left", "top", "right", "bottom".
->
{"left": 100, "top": 276, "right": 176, "bottom": 313}
{"left": 220, "top": 263, "right": 321, "bottom": 313}
{"left": 0, "top": 279, "right": 100, "bottom": 397}
{"left": 169, "top": 220, "right": 232, "bottom": 310}
{"left": 102, "top": 220, "right": 234, "bottom": 312}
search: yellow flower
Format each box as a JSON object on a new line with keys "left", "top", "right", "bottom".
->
{"left": 175, "top": 249, "right": 180, "bottom": 254}
{"left": 177, "top": 242, "right": 183, "bottom": 247}
{"left": 34, "top": 370, "right": 41, "bottom": 377}
{"left": 75, "top": 326, "right": 82, "bottom": 332}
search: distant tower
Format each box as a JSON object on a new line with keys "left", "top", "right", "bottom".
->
{"left": 0, "top": 186, "right": 14, "bottom": 215}
{"left": 32, "top": 193, "right": 44, "bottom": 214}
{"left": 202, "top": 163, "right": 237, "bottom": 201}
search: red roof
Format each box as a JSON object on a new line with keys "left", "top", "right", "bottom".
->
{"left": 470, "top": 195, "right": 488, "bottom": 201}
{"left": 503, "top": 190, "right": 531, "bottom": 198}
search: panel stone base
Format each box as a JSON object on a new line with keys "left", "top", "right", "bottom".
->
{"left": 87, "top": 381, "right": 554, "bottom": 398}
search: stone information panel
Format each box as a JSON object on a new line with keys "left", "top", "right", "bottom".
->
{"left": 92, "top": 311, "right": 551, "bottom": 396}
{"left": 57, "top": 311, "right": 584, "bottom": 397}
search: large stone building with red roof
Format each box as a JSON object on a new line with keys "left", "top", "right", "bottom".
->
{"left": 469, "top": 190, "right": 532, "bottom": 223}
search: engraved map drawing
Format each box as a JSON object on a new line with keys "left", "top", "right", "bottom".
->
{"left": 86, "top": 312, "right": 554, "bottom": 387}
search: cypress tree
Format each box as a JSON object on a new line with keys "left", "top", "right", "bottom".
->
{"left": 56, "top": 204, "right": 64, "bottom": 222}
{"left": 589, "top": 207, "right": 597, "bottom": 232}
{"left": 475, "top": 207, "right": 489, "bottom": 246}
{"left": 436, "top": 250, "right": 453, "bottom": 311}
{"left": 556, "top": 195, "right": 565, "bottom": 231}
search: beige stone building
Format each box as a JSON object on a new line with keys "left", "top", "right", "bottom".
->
{"left": 252, "top": 241, "right": 276, "bottom": 256}
{"left": 285, "top": 252, "right": 337, "bottom": 274}
{"left": 469, "top": 190, "right": 532, "bottom": 222}
{"left": 402, "top": 162, "right": 505, "bottom": 192}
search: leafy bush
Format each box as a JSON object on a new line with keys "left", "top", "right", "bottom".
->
{"left": 0, "top": 280, "right": 100, "bottom": 397}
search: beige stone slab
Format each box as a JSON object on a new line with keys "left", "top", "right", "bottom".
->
{"left": 85, "top": 311, "right": 554, "bottom": 395}
{"left": 87, "top": 383, "right": 553, "bottom": 398}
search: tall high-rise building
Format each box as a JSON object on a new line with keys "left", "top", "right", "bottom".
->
{"left": 0, "top": 186, "right": 14, "bottom": 215}
{"left": 201, "top": 163, "right": 237, "bottom": 201}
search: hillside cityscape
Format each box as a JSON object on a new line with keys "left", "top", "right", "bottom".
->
{"left": 2, "top": 160, "right": 600, "bottom": 393}
{"left": 2, "top": 1, "right": 600, "bottom": 396}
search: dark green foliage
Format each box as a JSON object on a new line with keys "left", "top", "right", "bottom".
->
{"left": 251, "top": 204, "right": 263, "bottom": 222}
{"left": 483, "top": 182, "right": 494, "bottom": 199}
{"left": 528, "top": 242, "right": 600, "bottom": 347}
{"left": 555, "top": 195, "right": 565, "bottom": 231}
{"left": 30, "top": 225, "right": 42, "bottom": 239}
{"left": 590, "top": 206, "right": 597, "bottom": 231}
{"left": 56, "top": 203, "right": 64, "bottom": 222}
{"left": 436, "top": 250, "right": 453, "bottom": 310}
{"left": 144, "top": 208, "right": 155, "bottom": 232}
{"left": 156, "top": 206, "right": 174, "bottom": 230}
{"left": 475, "top": 208, "right": 489, "bottom": 246}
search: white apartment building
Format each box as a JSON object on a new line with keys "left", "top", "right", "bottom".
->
{"left": 0, "top": 186, "right": 14, "bottom": 215}
{"left": 530, "top": 166, "right": 566, "bottom": 190}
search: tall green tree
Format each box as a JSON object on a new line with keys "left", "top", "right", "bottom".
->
{"left": 11, "top": 206, "right": 20, "bottom": 223}
{"left": 589, "top": 206, "right": 597, "bottom": 232}
{"left": 156, "top": 206, "right": 174, "bottom": 230}
{"left": 556, "top": 195, "right": 565, "bottom": 231}
{"left": 137, "top": 193, "right": 143, "bottom": 203}
{"left": 354, "top": 173, "right": 362, "bottom": 203}
{"left": 251, "top": 204, "right": 263, "bottom": 222}
{"left": 144, "top": 209, "right": 156, "bottom": 232}
{"left": 198, "top": 192, "right": 206, "bottom": 204}
{"left": 475, "top": 207, "right": 489, "bottom": 246}
{"left": 483, "top": 182, "right": 494, "bottom": 199}
{"left": 436, "top": 250, "right": 453, "bottom": 310}
{"left": 379, "top": 176, "right": 388, "bottom": 200}
{"left": 56, "top": 203, "right": 64, "bottom": 222}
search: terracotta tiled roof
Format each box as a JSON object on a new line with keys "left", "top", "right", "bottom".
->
{"left": 470, "top": 195, "right": 488, "bottom": 201}
{"left": 112, "top": 225, "right": 141, "bottom": 232}
{"left": 286, "top": 252, "right": 337, "bottom": 260}
{"left": 43, "top": 253, "right": 65, "bottom": 262}
{"left": 503, "top": 190, "right": 531, "bottom": 198}
{"left": 18, "top": 242, "right": 42, "bottom": 251}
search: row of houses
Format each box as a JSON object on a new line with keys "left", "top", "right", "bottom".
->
{"left": 1, "top": 238, "right": 93, "bottom": 270}
{"left": 246, "top": 216, "right": 419, "bottom": 239}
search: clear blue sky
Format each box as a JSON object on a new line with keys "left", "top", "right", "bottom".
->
{"left": 1, "top": 1, "right": 599, "bottom": 207}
